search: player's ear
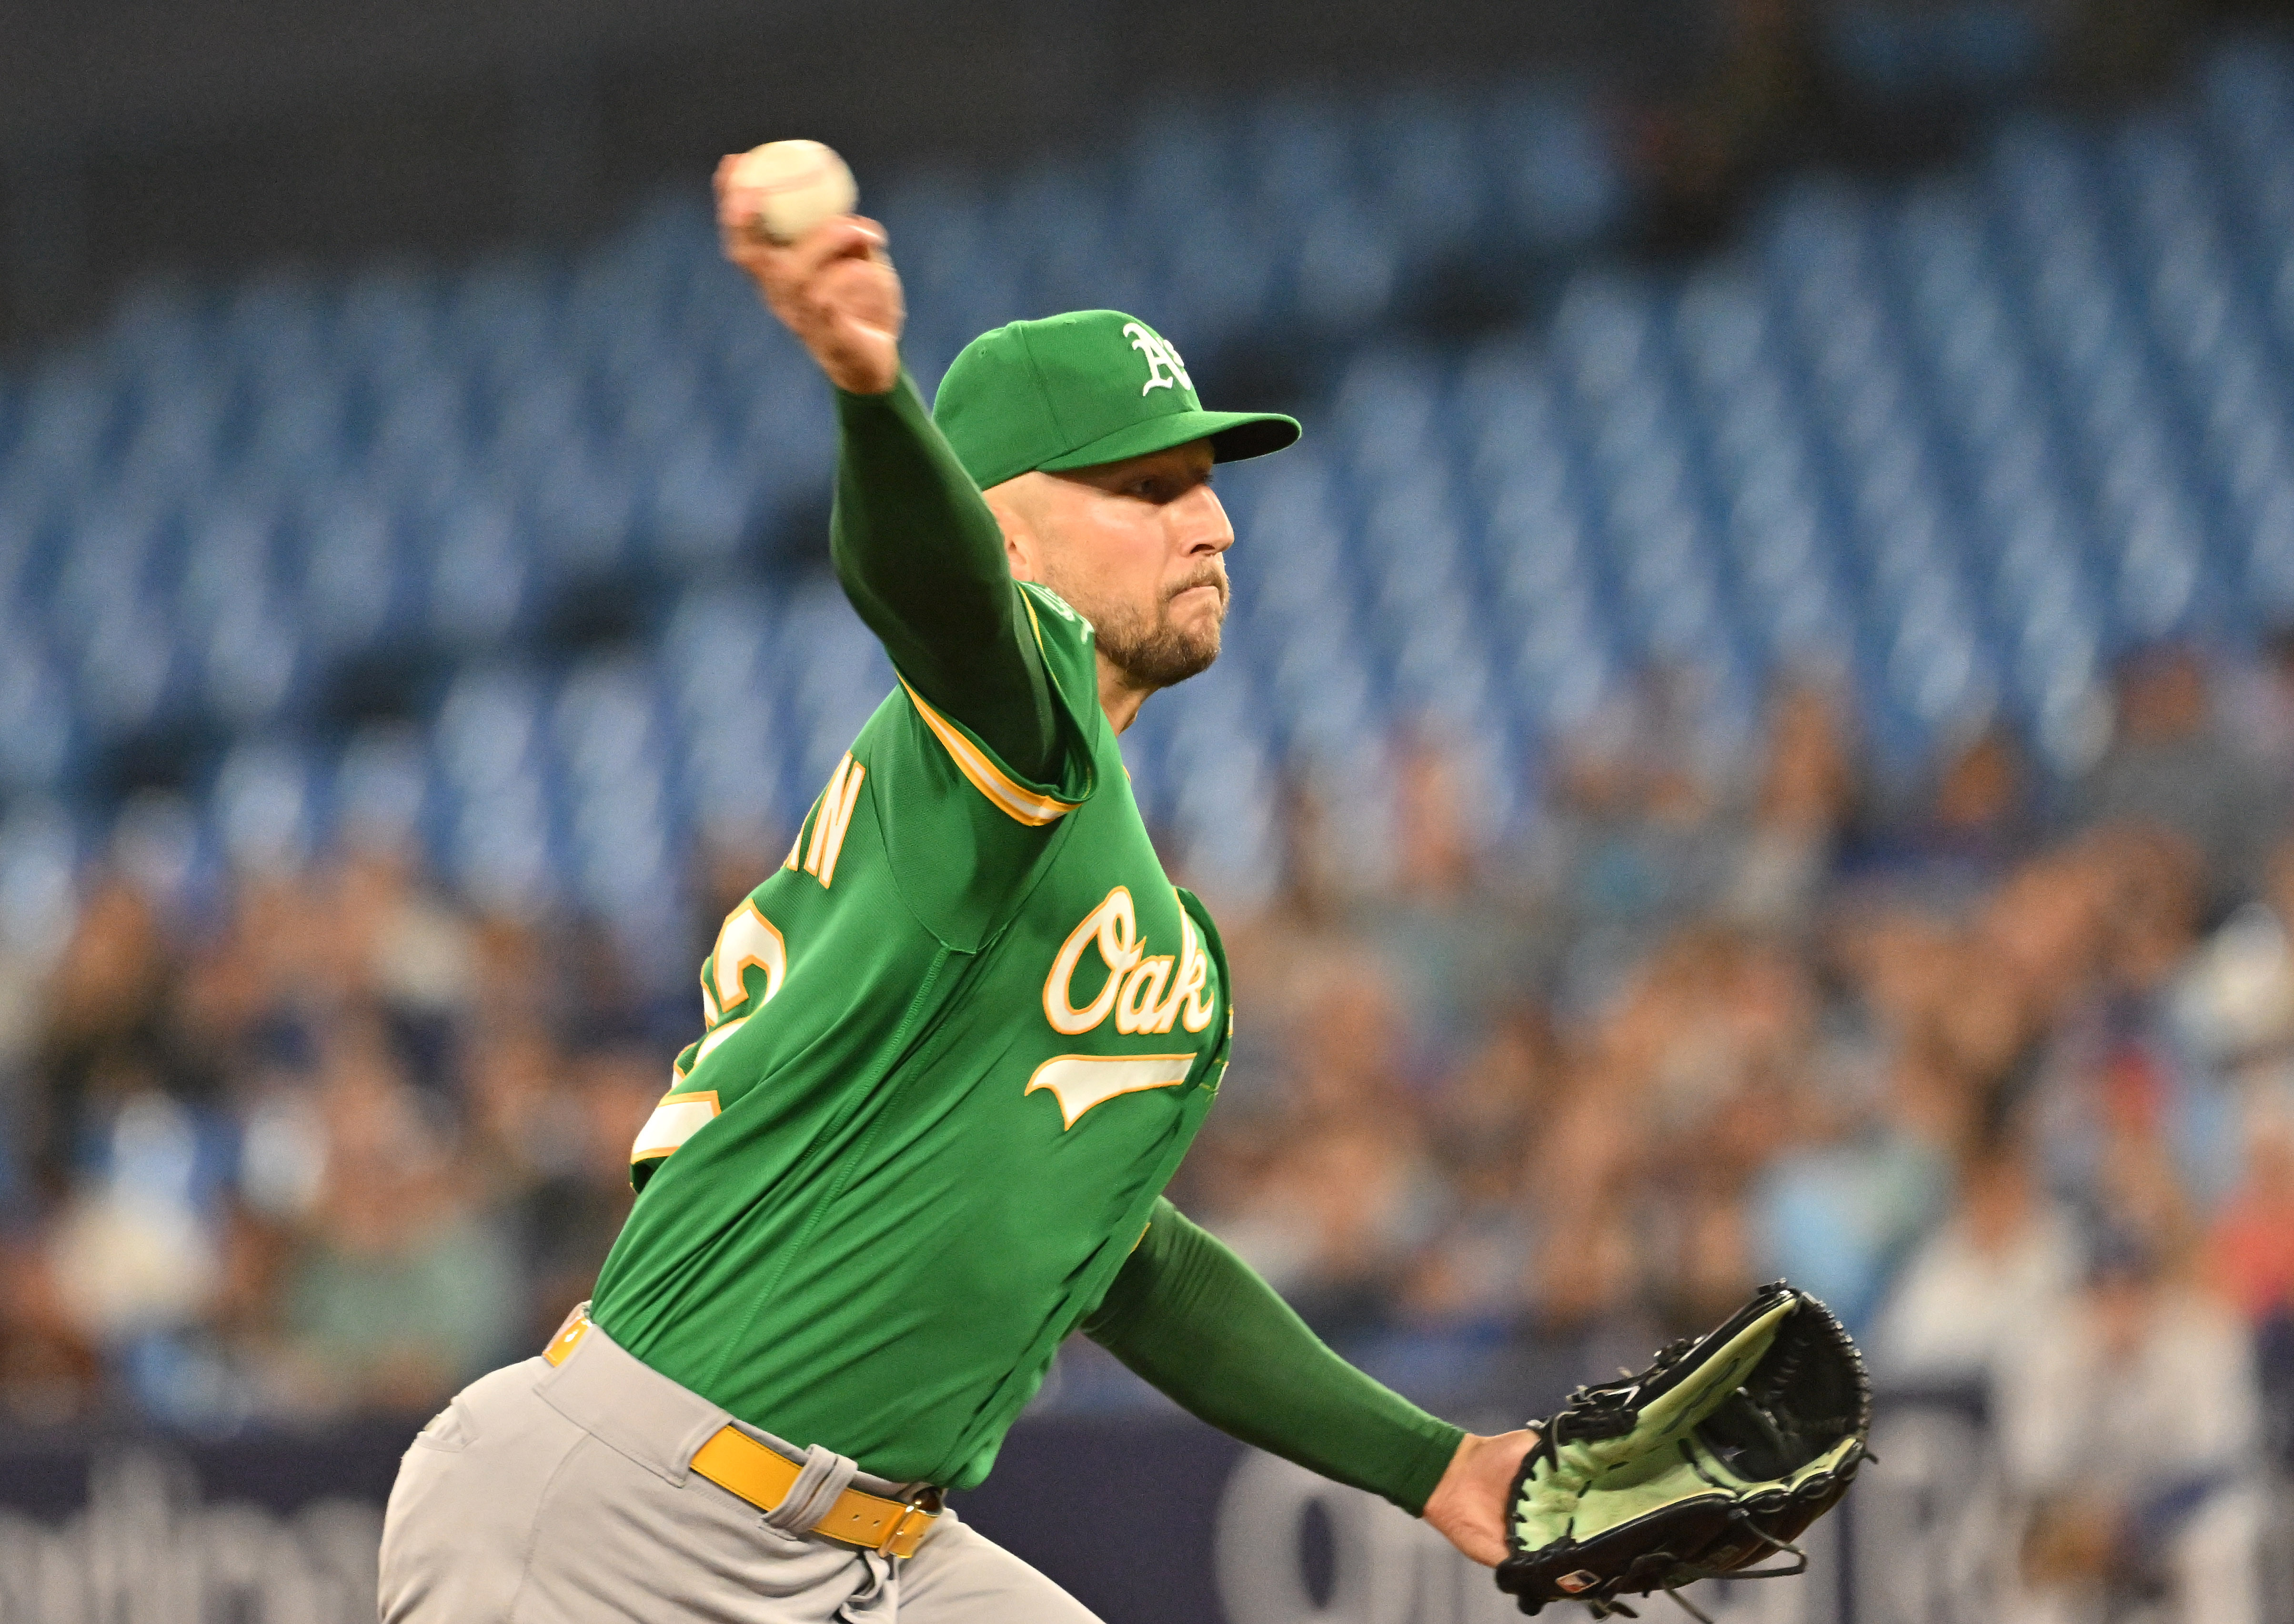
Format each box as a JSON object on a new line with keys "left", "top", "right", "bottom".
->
{"left": 983, "top": 479, "right": 1041, "bottom": 583}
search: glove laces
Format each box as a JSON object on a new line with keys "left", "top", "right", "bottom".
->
{"left": 1583, "top": 1518, "right": 1811, "bottom": 1624}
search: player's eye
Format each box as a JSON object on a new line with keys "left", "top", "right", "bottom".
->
{"left": 1121, "top": 464, "right": 1207, "bottom": 502}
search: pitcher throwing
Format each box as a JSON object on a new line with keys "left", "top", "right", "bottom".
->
{"left": 376, "top": 155, "right": 1535, "bottom": 1623}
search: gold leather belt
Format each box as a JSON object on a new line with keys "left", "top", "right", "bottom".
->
{"left": 544, "top": 1314, "right": 940, "bottom": 1559}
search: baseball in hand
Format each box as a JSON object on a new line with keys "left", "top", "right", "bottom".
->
{"left": 728, "top": 141, "right": 859, "bottom": 245}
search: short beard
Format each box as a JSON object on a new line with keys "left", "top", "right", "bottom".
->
{"left": 1045, "top": 565, "right": 1226, "bottom": 691}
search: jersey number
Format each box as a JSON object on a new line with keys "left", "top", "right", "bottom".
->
{"left": 631, "top": 901, "right": 788, "bottom": 1167}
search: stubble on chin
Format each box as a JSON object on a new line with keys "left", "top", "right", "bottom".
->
{"left": 1054, "top": 572, "right": 1227, "bottom": 691}
{"left": 1101, "top": 580, "right": 1229, "bottom": 688}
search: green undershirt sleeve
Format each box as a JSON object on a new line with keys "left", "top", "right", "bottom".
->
{"left": 1080, "top": 1198, "right": 1466, "bottom": 1517}
{"left": 830, "top": 373, "right": 1063, "bottom": 781}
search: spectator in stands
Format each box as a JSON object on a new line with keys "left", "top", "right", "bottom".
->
{"left": 1874, "top": 1119, "right": 2082, "bottom": 1382}
{"left": 25, "top": 872, "right": 187, "bottom": 1196}
{"left": 2226, "top": 623, "right": 2294, "bottom": 791}
{"left": 263, "top": 1034, "right": 517, "bottom": 1415}
{"left": 2203, "top": 1079, "right": 2294, "bottom": 1465}
{"left": 1529, "top": 1059, "right": 1644, "bottom": 1335}
{"left": 1723, "top": 677, "right": 1862, "bottom": 929}
{"left": 2029, "top": 827, "right": 2244, "bottom": 1221}
{"left": 1752, "top": 1032, "right": 1958, "bottom": 1331}
{"left": 1206, "top": 956, "right": 1445, "bottom": 1338}
{"left": 1356, "top": 730, "right": 1542, "bottom": 1054}
{"left": 2075, "top": 645, "right": 2274, "bottom": 903}
{"left": 41, "top": 1088, "right": 231, "bottom": 1421}
{"left": 1993, "top": 1233, "right": 2265, "bottom": 1624}
{"left": 2093, "top": 825, "right": 2210, "bottom": 1005}
{"left": 1753, "top": 906, "right": 1980, "bottom": 1330}
{"left": 1980, "top": 847, "right": 2111, "bottom": 1028}
{"left": 323, "top": 840, "right": 479, "bottom": 1080}
{"left": 1833, "top": 903, "right": 1961, "bottom": 1040}
{"left": 506, "top": 1046, "right": 654, "bottom": 1349}
{"left": 0, "top": 1231, "right": 100, "bottom": 1423}
{"left": 2205, "top": 1078, "right": 2294, "bottom": 1329}
{"left": 1524, "top": 671, "right": 1734, "bottom": 988}
{"left": 1884, "top": 722, "right": 2040, "bottom": 895}
{"left": 2174, "top": 832, "right": 2294, "bottom": 1077}
{"left": 1403, "top": 1008, "right": 1557, "bottom": 1329}
{"left": 1539, "top": 927, "right": 1808, "bottom": 1331}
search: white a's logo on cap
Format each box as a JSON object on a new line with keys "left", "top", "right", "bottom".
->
{"left": 1123, "top": 321, "right": 1192, "bottom": 397}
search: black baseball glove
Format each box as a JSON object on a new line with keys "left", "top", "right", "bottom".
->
{"left": 1494, "top": 1282, "right": 1870, "bottom": 1622}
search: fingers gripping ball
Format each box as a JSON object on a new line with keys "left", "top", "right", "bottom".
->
{"left": 1495, "top": 1282, "right": 1871, "bottom": 1623}
{"left": 730, "top": 140, "right": 859, "bottom": 245}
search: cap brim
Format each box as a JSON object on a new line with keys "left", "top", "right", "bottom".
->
{"left": 1036, "top": 408, "right": 1301, "bottom": 474}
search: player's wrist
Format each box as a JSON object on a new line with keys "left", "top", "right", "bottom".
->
{"left": 832, "top": 369, "right": 919, "bottom": 423}
{"left": 1422, "top": 1429, "right": 1535, "bottom": 1568}
{"left": 830, "top": 363, "right": 903, "bottom": 399}
{"left": 812, "top": 326, "right": 899, "bottom": 395}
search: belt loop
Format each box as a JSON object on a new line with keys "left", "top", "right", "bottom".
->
{"left": 542, "top": 1307, "right": 592, "bottom": 1367}
{"left": 764, "top": 1444, "right": 858, "bottom": 1534}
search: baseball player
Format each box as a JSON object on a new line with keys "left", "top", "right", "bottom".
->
{"left": 377, "top": 163, "right": 1535, "bottom": 1623}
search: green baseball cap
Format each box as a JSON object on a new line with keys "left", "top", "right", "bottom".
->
{"left": 931, "top": 310, "right": 1300, "bottom": 490}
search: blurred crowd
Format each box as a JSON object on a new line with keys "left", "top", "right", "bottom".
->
{"left": 0, "top": 823, "right": 676, "bottom": 1428}
{"left": 3, "top": 629, "right": 2293, "bottom": 1618}
{"left": 1183, "top": 631, "right": 2294, "bottom": 1622}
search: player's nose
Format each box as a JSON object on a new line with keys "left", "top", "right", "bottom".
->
{"left": 1177, "top": 485, "right": 1233, "bottom": 557}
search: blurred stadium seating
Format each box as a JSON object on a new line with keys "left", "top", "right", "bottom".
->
{"left": 3, "top": 28, "right": 2294, "bottom": 1624}
{"left": 2, "top": 53, "right": 2292, "bottom": 915}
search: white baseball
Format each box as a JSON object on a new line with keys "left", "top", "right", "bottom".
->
{"left": 729, "top": 140, "right": 859, "bottom": 245}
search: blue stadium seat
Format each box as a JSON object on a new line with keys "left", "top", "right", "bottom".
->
{"left": 444, "top": 771, "right": 560, "bottom": 914}
{"left": 1483, "top": 84, "right": 1623, "bottom": 248}
{"left": 292, "top": 498, "right": 410, "bottom": 655}
{"left": 0, "top": 802, "right": 83, "bottom": 957}
{"left": 71, "top": 593, "right": 181, "bottom": 738}
{"left": 0, "top": 629, "right": 72, "bottom": 794}
{"left": 209, "top": 739, "right": 318, "bottom": 873}
{"left": 198, "top": 586, "right": 303, "bottom": 727}
{"left": 434, "top": 664, "right": 547, "bottom": 803}
{"left": 1364, "top": 93, "right": 1485, "bottom": 243}
{"left": 7, "top": 45, "right": 2294, "bottom": 918}
{"left": 2244, "top": 485, "right": 2294, "bottom": 617}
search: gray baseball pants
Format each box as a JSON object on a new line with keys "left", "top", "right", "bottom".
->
{"left": 378, "top": 1318, "right": 1101, "bottom": 1624}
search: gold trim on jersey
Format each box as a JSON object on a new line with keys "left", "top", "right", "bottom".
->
{"left": 1044, "top": 886, "right": 1139, "bottom": 1035}
{"left": 710, "top": 900, "right": 788, "bottom": 1013}
{"left": 804, "top": 754, "right": 866, "bottom": 886}
{"left": 897, "top": 678, "right": 1080, "bottom": 827}
{"left": 630, "top": 1089, "right": 722, "bottom": 1163}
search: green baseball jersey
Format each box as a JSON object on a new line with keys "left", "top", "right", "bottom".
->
{"left": 589, "top": 573, "right": 1230, "bottom": 1491}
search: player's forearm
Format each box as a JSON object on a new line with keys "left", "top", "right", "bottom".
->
{"left": 1081, "top": 1200, "right": 1465, "bottom": 1516}
{"left": 831, "top": 374, "right": 1061, "bottom": 777}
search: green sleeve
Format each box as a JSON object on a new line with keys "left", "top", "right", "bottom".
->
{"left": 1080, "top": 1198, "right": 1465, "bottom": 1516}
{"left": 830, "top": 373, "right": 1064, "bottom": 781}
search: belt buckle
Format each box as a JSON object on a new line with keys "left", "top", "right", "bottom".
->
{"left": 875, "top": 1489, "right": 940, "bottom": 1556}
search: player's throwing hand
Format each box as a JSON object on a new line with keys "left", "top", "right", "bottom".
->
{"left": 1422, "top": 1429, "right": 1542, "bottom": 1566}
{"left": 715, "top": 153, "right": 903, "bottom": 396}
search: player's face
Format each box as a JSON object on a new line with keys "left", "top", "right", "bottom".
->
{"left": 1011, "top": 441, "right": 1233, "bottom": 690}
